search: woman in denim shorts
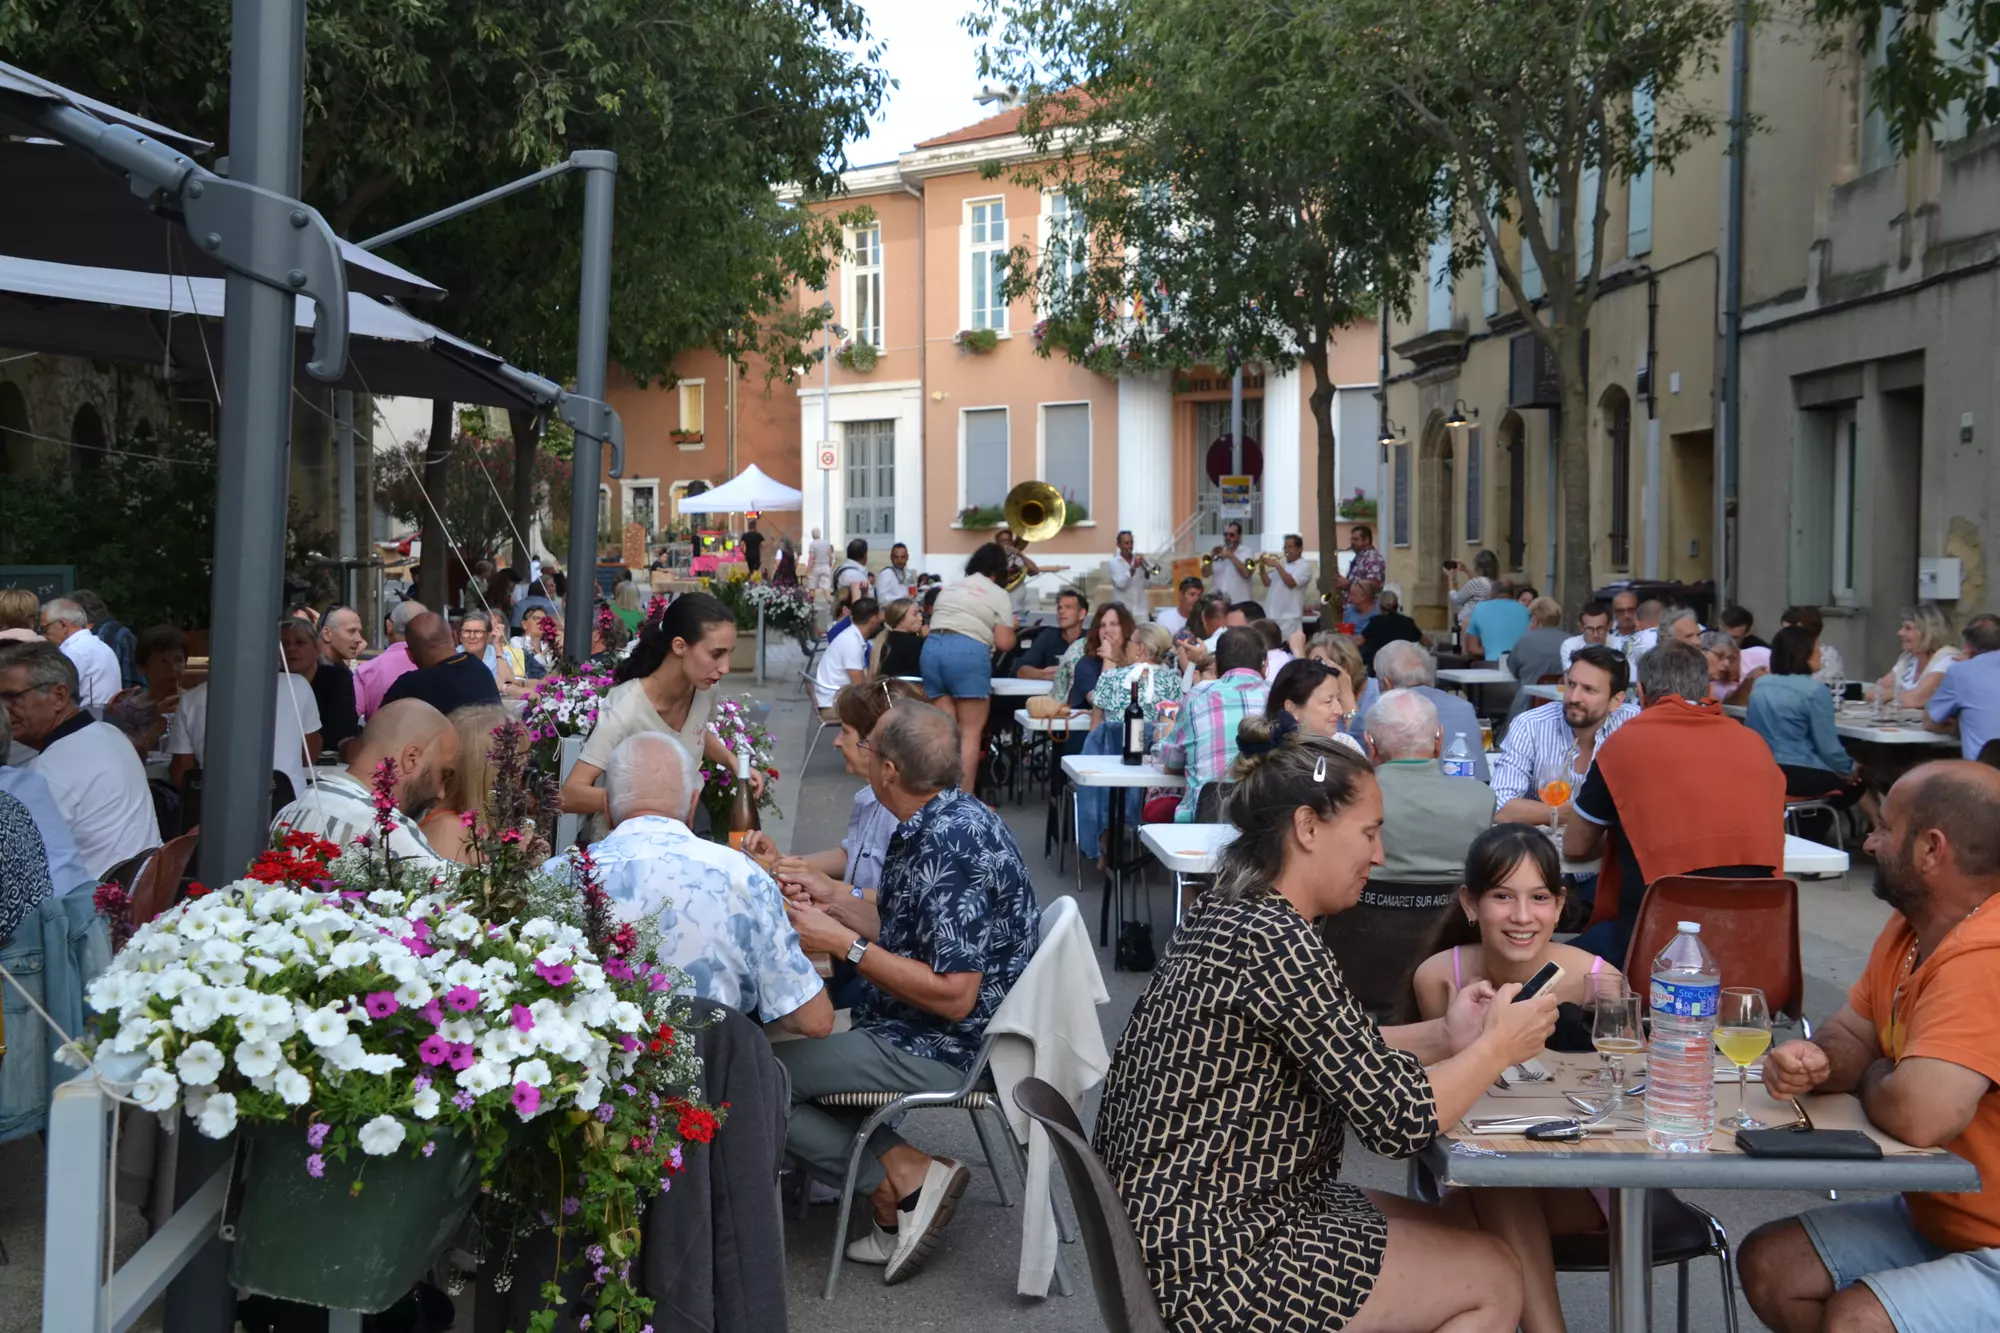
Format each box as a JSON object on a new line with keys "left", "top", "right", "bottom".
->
{"left": 920, "top": 543, "right": 1018, "bottom": 793}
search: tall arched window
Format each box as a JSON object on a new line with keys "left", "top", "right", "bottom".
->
{"left": 69, "top": 402, "right": 107, "bottom": 474}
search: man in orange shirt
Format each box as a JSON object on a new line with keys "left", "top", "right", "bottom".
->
{"left": 1740, "top": 760, "right": 2000, "bottom": 1333}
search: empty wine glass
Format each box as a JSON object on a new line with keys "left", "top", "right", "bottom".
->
{"left": 1577, "top": 973, "right": 1629, "bottom": 1091}
{"left": 1716, "top": 987, "right": 1773, "bottom": 1131}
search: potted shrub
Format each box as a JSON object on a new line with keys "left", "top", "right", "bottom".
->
{"left": 953, "top": 328, "right": 1000, "bottom": 354}
{"left": 955, "top": 504, "right": 1006, "bottom": 529}
{"left": 79, "top": 753, "right": 717, "bottom": 1330}
{"left": 669, "top": 429, "right": 703, "bottom": 445}
{"left": 835, "top": 341, "right": 879, "bottom": 373}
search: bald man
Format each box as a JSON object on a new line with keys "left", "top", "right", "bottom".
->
{"left": 382, "top": 612, "right": 502, "bottom": 716}
{"left": 1366, "top": 687, "right": 1496, "bottom": 885}
{"left": 1742, "top": 761, "right": 2000, "bottom": 1333}
{"left": 271, "top": 698, "right": 460, "bottom": 867}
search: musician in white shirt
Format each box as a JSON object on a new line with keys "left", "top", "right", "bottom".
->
{"left": 1106, "top": 530, "right": 1149, "bottom": 607}
{"left": 1259, "top": 533, "right": 1313, "bottom": 640}
{"left": 1207, "top": 521, "right": 1256, "bottom": 604}
{"left": 873, "top": 543, "right": 913, "bottom": 602}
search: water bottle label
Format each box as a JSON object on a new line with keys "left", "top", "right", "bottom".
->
{"left": 1650, "top": 979, "right": 1719, "bottom": 1019}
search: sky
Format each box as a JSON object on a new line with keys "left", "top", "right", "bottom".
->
{"left": 843, "top": 0, "right": 996, "bottom": 165}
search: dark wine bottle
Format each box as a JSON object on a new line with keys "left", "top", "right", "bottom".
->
{"left": 1121, "top": 678, "right": 1146, "bottom": 765}
{"left": 728, "top": 746, "right": 761, "bottom": 849}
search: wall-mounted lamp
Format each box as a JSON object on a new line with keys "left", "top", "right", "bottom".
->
{"left": 1378, "top": 418, "right": 1405, "bottom": 447}
{"left": 1445, "top": 399, "right": 1479, "bottom": 429}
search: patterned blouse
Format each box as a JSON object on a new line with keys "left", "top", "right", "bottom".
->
{"left": 1094, "top": 891, "right": 1440, "bottom": 1332}
{"left": 854, "top": 787, "right": 1041, "bottom": 1070}
{"left": 0, "top": 791, "right": 54, "bottom": 942}
{"left": 1089, "top": 662, "right": 1185, "bottom": 723}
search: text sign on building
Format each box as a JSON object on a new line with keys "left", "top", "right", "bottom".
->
{"left": 817, "top": 441, "right": 838, "bottom": 471}
{"left": 1218, "top": 475, "right": 1254, "bottom": 520}
{"left": 1507, "top": 331, "right": 1588, "bottom": 408}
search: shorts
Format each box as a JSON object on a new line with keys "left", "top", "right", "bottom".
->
{"left": 920, "top": 631, "right": 993, "bottom": 699}
{"left": 1799, "top": 1196, "right": 2000, "bottom": 1333}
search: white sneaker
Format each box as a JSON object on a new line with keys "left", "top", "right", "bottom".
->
{"left": 845, "top": 1219, "right": 896, "bottom": 1266}
{"left": 883, "top": 1158, "right": 970, "bottom": 1285}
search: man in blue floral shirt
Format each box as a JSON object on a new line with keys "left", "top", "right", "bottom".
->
{"left": 781, "top": 700, "right": 1041, "bottom": 1286}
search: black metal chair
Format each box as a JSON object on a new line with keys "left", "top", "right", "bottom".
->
{"left": 1012, "top": 1077, "right": 1167, "bottom": 1333}
{"left": 1409, "top": 1160, "right": 1741, "bottom": 1333}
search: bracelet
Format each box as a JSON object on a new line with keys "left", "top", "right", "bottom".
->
{"left": 850, "top": 886, "right": 865, "bottom": 899}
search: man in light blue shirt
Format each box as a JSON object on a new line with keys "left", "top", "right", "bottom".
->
{"left": 0, "top": 701, "right": 95, "bottom": 895}
{"left": 1466, "top": 593, "right": 1530, "bottom": 661}
{"left": 543, "top": 731, "right": 832, "bottom": 1036}
{"left": 1370, "top": 641, "right": 1492, "bottom": 783}
{"left": 1928, "top": 614, "right": 2000, "bottom": 762}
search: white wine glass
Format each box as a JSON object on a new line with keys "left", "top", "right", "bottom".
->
{"left": 1592, "top": 990, "right": 1645, "bottom": 1107}
{"left": 1716, "top": 987, "right": 1773, "bottom": 1130}
{"left": 1577, "top": 973, "right": 1627, "bottom": 1090}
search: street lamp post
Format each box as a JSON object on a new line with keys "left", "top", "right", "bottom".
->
{"left": 819, "top": 311, "right": 847, "bottom": 545}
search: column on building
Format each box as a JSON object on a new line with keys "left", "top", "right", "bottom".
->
{"left": 797, "top": 386, "right": 841, "bottom": 552}
{"left": 1261, "top": 364, "right": 1303, "bottom": 546}
{"left": 1116, "top": 371, "right": 1174, "bottom": 550}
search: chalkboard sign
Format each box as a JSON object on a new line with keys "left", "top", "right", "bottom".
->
{"left": 0, "top": 565, "right": 75, "bottom": 601}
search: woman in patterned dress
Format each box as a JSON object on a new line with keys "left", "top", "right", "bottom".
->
{"left": 1093, "top": 731, "right": 1561, "bottom": 1332}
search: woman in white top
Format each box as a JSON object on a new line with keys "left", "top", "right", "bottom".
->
{"left": 560, "top": 592, "right": 763, "bottom": 820}
{"left": 1871, "top": 602, "right": 1959, "bottom": 710}
{"left": 918, "top": 542, "right": 1019, "bottom": 794}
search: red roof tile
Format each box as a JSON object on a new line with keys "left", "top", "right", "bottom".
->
{"left": 913, "top": 105, "right": 1030, "bottom": 149}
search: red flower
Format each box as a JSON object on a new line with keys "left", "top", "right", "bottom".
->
{"left": 675, "top": 1106, "right": 718, "bottom": 1144}
{"left": 185, "top": 882, "right": 210, "bottom": 899}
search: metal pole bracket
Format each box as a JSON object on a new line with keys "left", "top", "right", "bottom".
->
{"left": 178, "top": 173, "right": 349, "bottom": 380}
{"left": 558, "top": 394, "right": 624, "bottom": 478}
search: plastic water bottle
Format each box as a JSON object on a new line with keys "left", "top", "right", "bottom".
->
{"left": 1646, "top": 921, "right": 1721, "bottom": 1152}
{"left": 1441, "top": 731, "right": 1476, "bottom": 779}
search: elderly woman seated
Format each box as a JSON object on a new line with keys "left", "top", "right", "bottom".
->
{"left": 1700, "top": 628, "right": 1768, "bottom": 704}
{"left": 1093, "top": 734, "right": 1561, "bottom": 1333}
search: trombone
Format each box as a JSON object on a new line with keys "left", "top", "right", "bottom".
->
{"left": 1000, "top": 480, "right": 1068, "bottom": 591}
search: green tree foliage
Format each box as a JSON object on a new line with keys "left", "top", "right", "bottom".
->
{"left": 375, "top": 429, "right": 573, "bottom": 573}
{"left": 1337, "top": 0, "right": 1735, "bottom": 611}
{"left": 970, "top": 0, "right": 1439, "bottom": 600}
{"left": 1808, "top": 0, "right": 2000, "bottom": 156}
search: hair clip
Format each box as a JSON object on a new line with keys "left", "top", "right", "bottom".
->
{"left": 1312, "top": 754, "right": 1328, "bottom": 783}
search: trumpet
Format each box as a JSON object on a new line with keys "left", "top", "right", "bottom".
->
{"left": 1253, "top": 552, "right": 1284, "bottom": 572}
{"left": 1200, "top": 544, "right": 1227, "bottom": 575}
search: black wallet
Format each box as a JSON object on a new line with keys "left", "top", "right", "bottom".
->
{"left": 1735, "top": 1128, "right": 1882, "bottom": 1159}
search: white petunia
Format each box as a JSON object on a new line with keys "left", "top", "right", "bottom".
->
{"left": 393, "top": 979, "right": 434, "bottom": 1008}
{"left": 194, "top": 1092, "right": 238, "bottom": 1139}
{"left": 379, "top": 953, "right": 420, "bottom": 985}
{"left": 111, "top": 1020, "right": 157, "bottom": 1054}
{"left": 456, "top": 1061, "right": 507, "bottom": 1096}
{"left": 200, "top": 938, "right": 244, "bottom": 966}
{"left": 235, "top": 1040, "right": 282, "bottom": 1078}
{"left": 439, "top": 1018, "right": 477, "bottom": 1044}
{"left": 443, "top": 959, "right": 484, "bottom": 988}
{"left": 301, "top": 1006, "right": 349, "bottom": 1048}
{"left": 183, "top": 1083, "right": 212, "bottom": 1117}
{"left": 571, "top": 962, "right": 605, "bottom": 992}
{"left": 328, "top": 941, "right": 373, "bottom": 970}
{"left": 570, "top": 1077, "right": 603, "bottom": 1113}
{"left": 273, "top": 1066, "right": 311, "bottom": 1105}
{"left": 175, "top": 1040, "right": 224, "bottom": 1086}
{"left": 357, "top": 1052, "right": 403, "bottom": 1076}
{"left": 153, "top": 968, "right": 199, "bottom": 1000}
{"left": 520, "top": 919, "right": 557, "bottom": 940}
{"left": 411, "top": 1087, "right": 441, "bottom": 1120}
{"left": 213, "top": 985, "right": 257, "bottom": 1016}
{"left": 608, "top": 1001, "right": 644, "bottom": 1032}
{"left": 365, "top": 889, "right": 405, "bottom": 908}
{"left": 322, "top": 1034, "right": 368, "bottom": 1072}
{"left": 356, "top": 1114, "right": 406, "bottom": 1156}
{"left": 511, "top": 1058, "right": 551, "bottom": 1088}
{"left": 439, "top": 913, "right": 479, "bottom": 942}
{"left": 204, "top": 961, "right": 249, "bottom": 987}
{"left": 131, "top": 1066, "right": 180, "bottom": 1114}
{"left": 246, "top": 956, "right": 287, "bottom": 978}
{"left": 536, "top": 944, "right": 574, "bottom": 967}
{"left": 250, "top": 994, "right": 296, "bottom": 1039}
{"left": 85, "top": 973, "right": 128, "bottom": 1013}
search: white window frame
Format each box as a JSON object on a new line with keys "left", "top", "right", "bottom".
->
{"left": 1628, "top": 83, "right": 1656, "bottom": 256}
{"left": 958, "top": 406, "right": 1011, "bottom": 512}
{"left": 1040, "top": 191, "right": 1088, "bottom": 306}
{"left": 1036, "top": 400, "right": 1093, "bottom": 516}
{"left": 677, "top": 379, "right": 705, "bottom": 436}
{"left": 620, "top": 478, "right": 660, "bottom": 537}
{"left": 1831, "top": 407, "right": 1860, "bottom": 604}
{"left": 846, "top": 224, "right": 884, "bottom": 350}
{"left": 1426, "top": 231, "right": 1454, "bottom": 331}
{"left": 1578, "top": 164, "right": 1601, "bottom": 277}
{"left": 964, "top": 197, "right": 1009, "bottom": 333}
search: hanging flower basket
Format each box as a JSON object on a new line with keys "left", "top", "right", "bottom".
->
{"left": 954, "top": 328, "right": 1000, "bottom": 354}
{"left": 835, "top": 341, "right": 879, "bottom": 373}
{"left": 227, "top": 1122, "right": 481, "bottom": 1312}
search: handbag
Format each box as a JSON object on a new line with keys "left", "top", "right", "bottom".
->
{"left": 1734, "top": 1128, "right": 1882, "bottom": 1160}
{"left": 1115, "top": 920, "right": 1156, "bottom": 972}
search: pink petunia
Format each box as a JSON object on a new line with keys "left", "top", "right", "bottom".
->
{"left": 447, "top": 1043, "right": 477, "bottom": 1071}
{"left": 616, "top": 1034, "right": 640, "bottom": 1052}
{"left": 511, "top": 1004, "right": 535, "bottom": 1033}
{"left": 363, "top": 991, "right": 399, "bottom": 1019}
{"left": 419, "top": 999, "right": 445, "bottom": 1027}
{"left": 444, "top": 984, "right": 481, "bottom": 1012}
{"left": 418, "top": 1035, "right": 451, "bottom": 1066}
{"left": 512, "top": 1082, "right": 542, "bottom": 1119}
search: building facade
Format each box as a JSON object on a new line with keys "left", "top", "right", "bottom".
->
{"left": 603, "top": 106, "right": 1381, "bottom": 594}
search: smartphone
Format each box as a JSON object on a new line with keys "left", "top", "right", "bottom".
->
{"left": 1843, "top": 681, "right": 1865, "bottom": 702}
{"left": 1525, "top": 1119, "right": 1588, "bottom": 1142}
{"left": 1513, "top": 960, "right": 1565, "bottom": 1002}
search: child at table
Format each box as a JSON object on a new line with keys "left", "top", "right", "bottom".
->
{"left": 1397, "top": 823, "right": 1624, "bottom": 1333}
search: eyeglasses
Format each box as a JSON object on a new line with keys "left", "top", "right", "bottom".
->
{"left": 0, "top": 684, "right": 53, "bottom": 703}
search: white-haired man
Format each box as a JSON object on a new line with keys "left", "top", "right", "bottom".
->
{"left": 39, "top": 598, "right": 120, "bottom": 715}
{"left": 354, "top": 598, "right": 428, "bottom": 719}
{"left": 1367, "top": 640, "right": 1492, "bottom": 783}
{"left": 542, "top": 731, "right": 831, "bottom": 1037}
{"left": 1365, "top": 688, "right": 1496, "bottom": 884}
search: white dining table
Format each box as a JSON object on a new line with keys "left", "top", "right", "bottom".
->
{"left": 1436, "top": 666, "right": 1515, "bottom": 687}
{"left": 1523, "top": 682, "right": 1564, "bottom": 702}
{"left": 1063, "top": 755, "right": 1185, "bottom": 952}
{"left": 990, "top": 677, "right": 1054, "bottom": 697}
{"left": 1013, "top": 707, "right": 1090, "bottom": 733}
{"left": 1722, "top": 701, "right": 1957, "bottom": 747}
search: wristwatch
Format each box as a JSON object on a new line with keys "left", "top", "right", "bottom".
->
{"left": 844, "top": 936, "right": 869, "bottom": 966}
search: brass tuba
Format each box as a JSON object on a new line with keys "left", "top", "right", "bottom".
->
{"left": 1000, "top": 481, "right": 1065, "bottom": 590}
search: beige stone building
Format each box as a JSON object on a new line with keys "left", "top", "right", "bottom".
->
{"left": 1384, "top": 20, "right": 2000, "bottom": 673}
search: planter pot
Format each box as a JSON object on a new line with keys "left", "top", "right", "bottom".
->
{"left": 728, "top": 634, "right": 758, "bottom": 673}
{"left": 226, "top": 1123, "right": 480, "bottom": 1313}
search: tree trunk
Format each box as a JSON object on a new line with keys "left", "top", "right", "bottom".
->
{"left": 1304, "top": 338, "right": 1340, "bottom": 613}
{"left": 506, "top": 408, "right": 543, "bottom": 579}
{"left": 418, "top": 397, "right": 454, "bottom": 612}
{"left": 1555, "top": 324, "right": 1593, "bottom": 620}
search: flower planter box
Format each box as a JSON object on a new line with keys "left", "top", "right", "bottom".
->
{"left": 227, "top": 1123, "right": 480, "bottom": 1313}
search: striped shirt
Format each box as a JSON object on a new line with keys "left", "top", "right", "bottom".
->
{"left": 271, "top": 769, "right": 448, "bottom": 870}
{"left": 1490, "top": 699, "right": 1640, "bottom": 806}
{"left": 1158, "top": 669, "right": 1269, "bottom": 821}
